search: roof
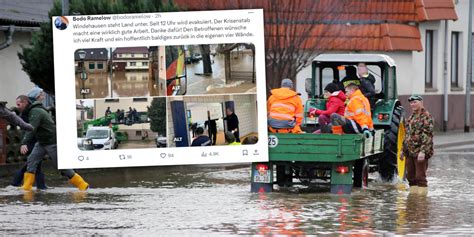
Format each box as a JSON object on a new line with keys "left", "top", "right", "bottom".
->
{"left": 0, "top": 0, "right": 54, "bottom": 26}
{"left": 74, "top": 48, "right": 109, "bottom": 61}
{"left": 266, "top": 23, "right": 422, "bottom": 51}
{"left": 174, "top": 0, "right": 457, "bottom": 23}
{"left": 113, "top": 47, "right": 149, "bottom": 54}
{"left": 313, "top": 54, "right": 396, "bottom": 67}
{"left": 174, "top": 0, "right": 457, "bottom": 52}
{"left": 113, "top": 47, "right": 150, "bottom": 60}
{"left": 416, "top": 0, "right": 458, "bottom": 21}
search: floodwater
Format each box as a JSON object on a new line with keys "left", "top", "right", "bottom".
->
{"left": 186, "top": 53, "right": 256, "bottom": 95}
{"left": 0, "top": 153, "right": 472, "bottom": 235}
{"left": 74, "top": 52, "right": 256, "bottom": 99}
{"left": 75, "top": 71, "right": 154, "bottom": 99}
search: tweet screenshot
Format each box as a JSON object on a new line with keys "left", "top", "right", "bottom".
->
{"left": 52, "top": 9, "right": 268, "bottom": 169}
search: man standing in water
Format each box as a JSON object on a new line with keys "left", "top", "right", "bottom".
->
{"left": 402, "top": 95, "right": 434, "bottom": 194}
{"left": 16, "top": 95, "right": 89, "bottom": 191}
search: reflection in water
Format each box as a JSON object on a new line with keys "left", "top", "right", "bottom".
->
{"left": 75, "top": 71, "right": 151, "bottom": 99}
{"left": 112, "top": 71, "right": 149, "bottom": 98}
{"left": 186, "top": 53, "right": 256, "bottom": 95}
{"left": 406, "top": 193, "right": 430, "bottom": 232}
{"left": 0, "top": 155, "right": 472, "bottom": 235}
{"left": 75, "top": 73, "right": 109, "bottom": 99}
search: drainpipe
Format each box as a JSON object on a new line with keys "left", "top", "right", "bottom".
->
{"left": 443, "top": 20, "right": 449, "bottom": 132}
{"left": 62, "top": 0, "right": 69, "bottom": 15}
{"left": 465, "top": 0, "right": 472, "bottom": 133}
{"left": 0, "top": 25, "right": 15, "bottom": 50}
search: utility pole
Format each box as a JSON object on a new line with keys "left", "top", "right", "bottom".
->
{"left": 62, "top": 0, "right": 69, "bottom": 15}
{"left": 443, "top": 20, "right": 449, "bottom": 132}
{"left": 465, "top": 0, "right": 473, "bottom": 133}
{"left": 110, "top": 47, "right": 114, "bottom": 98}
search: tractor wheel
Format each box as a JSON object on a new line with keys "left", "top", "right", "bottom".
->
{"left": 276, "top": 164, "right": 292, "bottom": 187}
{"left": 379, "top": 105, "right": 406, "bottom": 181}
{"left": 353, "top": 158, "right": 368, "bottom": 188}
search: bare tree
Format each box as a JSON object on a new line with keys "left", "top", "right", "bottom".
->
{"left": 199, "top": 44, "right": 213, "bottom": 74}
{"left": 175, "top": 0, "right": 345, "bottom": 93}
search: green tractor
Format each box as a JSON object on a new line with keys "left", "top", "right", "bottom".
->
{"left": 251, "top": 54, "right": 406, "bottom": 194}
{"left": 82, "top": 113, "right": 128, "bottom": 143}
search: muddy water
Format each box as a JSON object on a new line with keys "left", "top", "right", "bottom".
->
{"left": 0, "top": 154, "right": 472, "bottom": 235}
{"left": 186, "top": 53, "right": 256, "bottom": 95}
{"left": 75, "top": 71, "right": 150, "bottom": 99}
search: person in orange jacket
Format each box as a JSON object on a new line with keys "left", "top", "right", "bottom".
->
{"left": 267, "top": 78, "right": 303, "bottom": 133}
{"left": 330, "top": 82, "right": 374, "bottom": 138}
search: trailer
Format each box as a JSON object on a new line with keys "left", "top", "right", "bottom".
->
{"left": 251, "top": 54, "right": 406, "bottom": 194}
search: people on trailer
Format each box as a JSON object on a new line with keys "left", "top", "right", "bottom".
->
{"left": 267, "top": 78, "right": 303, "bottom": 134}
{"left": 330, "top": 82, "right": 374, "bottom": 138}
{"left": 309, "top": 82, "right": 346, "bottom": 134}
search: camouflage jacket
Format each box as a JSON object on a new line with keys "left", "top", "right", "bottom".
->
{"left": 403, "top": 108, "right": 434, "bottom": 159}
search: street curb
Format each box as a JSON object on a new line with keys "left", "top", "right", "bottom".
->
{"left": 435, "top": 140, "right": 474, "bottom": 149}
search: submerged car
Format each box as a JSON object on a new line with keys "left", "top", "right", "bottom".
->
{"left": 85, "top": 126, "right": 118, "bottom": 150}
{"left": 156, "top": 135, "right": 167, "bottom": 148}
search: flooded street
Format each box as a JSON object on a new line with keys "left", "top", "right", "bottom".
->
{"left": 186, "top": 53, "right": 256, "bottom": 95}
{"left": 75, "top": 71, "right": 152, "bottom": 99}
{"left": 0, "top": 152, "right": 473, "bottom": 235}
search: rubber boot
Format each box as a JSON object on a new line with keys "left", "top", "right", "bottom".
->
{"left": 35, "top": 171, "right": 48, "bottom": 190}
{"left": 332, "top": 125, "right": 343, "bottom": 135}
{"left": 21, "top": 172, "right": 35, "bottom": 191}
{"left": 69, "top": 174, "right": 89, "bottom": 191}
{"left": 35, "top": 165, "right": 48, "bottom": 190}
{"left": 11, "top": 165, "right": 28, "bottom": 187}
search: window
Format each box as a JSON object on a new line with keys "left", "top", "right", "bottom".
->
{"left": 97, "top": 63, "right": 104, "bottom": 69}
{"left": 130, "top": 62, "right": 137, "bottom": 66}
{"left": 160, "top": 56, "right": 164, "bottom": 70}
{"left": 136, "top": 131, "right": 142, "bottom": 136}
{"left": 105, "top": 99, "right": 119, "bottom": 103}
{"left": 451, "top": 32, "right": 460, "bottom": 88}
{"left": 321, "top": 67, "right": 334, "bottom": 94}
{"left": 88, "top": 63, "right": 95, "bottom": 70}
{"left": 472, "top": 33, "right": 474, "bottom": 87}
{"left": 131, "top": 53, "right": 135, "bottom": 58}
{"left": 425, "top": 30, "right": 434, "bottom": 88}
{"left": 133, "top": 98, "right": 148, "bottom": 102}
{"left": 142, "top": 62, "right": 148, "bottom": 67}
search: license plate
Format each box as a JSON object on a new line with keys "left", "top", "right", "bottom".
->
{"left": 253, "top": 170, "right": 271, "bottom": 183}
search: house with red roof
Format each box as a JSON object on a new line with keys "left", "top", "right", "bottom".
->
{"left": 112, "top": 47, "right": 150, "bottom": 71}
{"left": 174, "top": 0, "right": 473, "bottom": 131}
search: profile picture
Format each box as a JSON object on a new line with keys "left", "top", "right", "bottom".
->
{"left": 54, "top": 16, "right": 69, "bottom": 30}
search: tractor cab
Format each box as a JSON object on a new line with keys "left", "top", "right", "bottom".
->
{"left": 305, "top": 54, "right": 405, "bottom": 181}
{"left": 304, "top": 54, "right": 399, "bottom": 130}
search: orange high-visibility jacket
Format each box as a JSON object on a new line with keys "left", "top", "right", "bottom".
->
{"left": 345, "top": 89, "right": 374, "bottom": 130}
{"left": 267, "top": 88, "right": 303, "bottom": 126}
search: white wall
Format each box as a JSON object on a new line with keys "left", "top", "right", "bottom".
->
{"left": 167, "top": 94, "right": 258, "bottom": 146}
{"left": 415, "top": 0, "right": 470, "bottom": 96}
{"left": 0, "top": 32, "right": 36, "bottom": 107}
{"left": 296, "top": 0, "right": 471, "bottom": 100}
{"left": 94, "top": 97, "right": 151, "bottom": 118}
{"left": 232, "top": 94, "right": 258, "bottom": 137}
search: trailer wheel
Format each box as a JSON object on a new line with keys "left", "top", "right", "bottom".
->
{"left": 379, "top": 105, "right": 406, "bottom": 181}
{"left": 353, "top": 158, "right": 368, "bottom": 188}
{"left": 276, "top": 164, "right": 292, "bottom": 187}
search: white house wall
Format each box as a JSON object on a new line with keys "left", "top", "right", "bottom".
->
{"left": 296, "top": 0, "right": 474, "bottom": 130}
{"left": 0, "top": 32, "right": 36, "bottom": 107}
